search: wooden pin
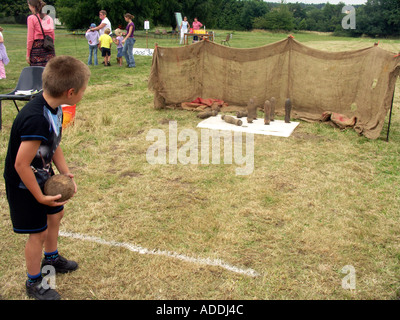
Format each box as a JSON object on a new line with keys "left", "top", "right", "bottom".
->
{"left": 264, "top": 100, "right": 271, "bottom": 125}
{"left": 222, "top": 115, "right": 242, "bottom": 126}
{"left": 270, "top": 97, "right": 276, "bottom": 121}
{"left": 285, "top": 98, "right": 292, "bottom": 123}
{"left": 247, "top": 98, "right": 257, "bottom": 123}
{"left": 197, "top": 110, "right": 218, "bottom": 119}
{"left": 236, "top": 111, "right": 248, "bottom": 118}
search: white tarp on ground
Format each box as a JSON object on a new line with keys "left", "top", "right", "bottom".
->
{"left": 197, "top": 115, "right": 299, "bottom": 137}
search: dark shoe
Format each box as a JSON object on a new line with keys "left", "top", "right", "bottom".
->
{"left": 107, "top": 62, "right": 111, "bottom": 66}
{"left": 41, "top": 255, "right": 78, "bottom": 274}
{"left": 26, "top": 280, "right": 61, "bottom": 300}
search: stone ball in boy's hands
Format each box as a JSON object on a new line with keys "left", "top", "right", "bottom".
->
{"left": 44, "top": 174, "right": 75, "bottom": 202}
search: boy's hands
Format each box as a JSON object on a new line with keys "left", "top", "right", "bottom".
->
{"left": 39, "top": 194, "right": 68, "bottom": 207}
{"left": 16, "top": 140, "right": 78, "bottom": 207}
{"left": 64, "top": 172, "right": 78, "bottom": 194}
{"left": 52, "top": 147, "right": 77, "bottom": 200}
{"left": 39, "top": 174, "right": 76, "bottom": 206}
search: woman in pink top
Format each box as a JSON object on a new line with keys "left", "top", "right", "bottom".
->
{"left": 26, "top": 0, "right": 55, "bottom": 66}
{"left": 192, "top": 18, "right": 203, "bottom": 42}
{"left": 192, "top": 18, "right": 203, "bottom": 31}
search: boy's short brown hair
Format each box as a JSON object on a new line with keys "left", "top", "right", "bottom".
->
{"left": 42, "top": 56, "right": 91, "bottom": 98}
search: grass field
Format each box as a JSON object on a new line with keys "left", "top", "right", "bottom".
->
{"left": 0, "top": 25, "right": 400, "bottom": 300}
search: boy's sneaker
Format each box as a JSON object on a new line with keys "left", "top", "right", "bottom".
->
{"left": 41, "top": 255, "right": 78, "bottom": 274}
{"left": 26, "top": 280, "right": 61, "bottom": 300}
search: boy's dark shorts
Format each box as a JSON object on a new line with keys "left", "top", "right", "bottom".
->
{"left": 101, "top": 48, "right": 111, "bottom": 57}
{"left": 5, "top": 183, "right": 64, "bottom": 234}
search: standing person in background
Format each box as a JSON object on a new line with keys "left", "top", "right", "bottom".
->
{"left": 122, "top": 13, "right": 136, "bottom": 68}
{"left": 113, "top": 29, "right": 124, "bottom": 67}
{"left": 91, "top": 10, "right": 112, "bottom": 36}
{"left": 179, "top": 16, "right": 190, "bottom": 45}
{"left": 26, "top": 0, "right": 55, "bottom": 66}
{"left": 98, "top": 28, "right": 113, "bottom": 67}
{"left": 0, "top": 26, "right": 10, "bottom": 79}
{"left": 192, "top": 17, "right": 203, "bottom": 42}
{"left": 85, "top": 23, "right": 99, "bottom": 66}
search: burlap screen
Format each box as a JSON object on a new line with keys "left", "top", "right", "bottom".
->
{"left": 148, "top": 36, "right": 400, "bottom": 139}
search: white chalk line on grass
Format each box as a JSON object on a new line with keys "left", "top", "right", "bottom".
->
{"left": 59, "top": 231, "right": 259, "bottom": 278}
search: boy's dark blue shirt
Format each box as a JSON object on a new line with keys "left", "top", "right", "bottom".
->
{"left": 3, "top": 92, "right": 63, "bottom": 188}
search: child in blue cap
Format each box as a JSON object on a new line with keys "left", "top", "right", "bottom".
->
{"left": 85, "top": 23, "right": 99, "bottom": 65}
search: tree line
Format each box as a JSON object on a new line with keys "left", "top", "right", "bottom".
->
{"left": 0, "top": 0, "right": 399, "bottom": 37}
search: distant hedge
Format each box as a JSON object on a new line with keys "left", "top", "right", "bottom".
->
{"left": 1, "top": 0, "right": 399, "bottom": 37}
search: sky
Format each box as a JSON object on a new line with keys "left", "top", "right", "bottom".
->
{"left": 263, "top": 0, "right": 366, "bottom": 4}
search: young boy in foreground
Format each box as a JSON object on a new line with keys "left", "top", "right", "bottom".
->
{"left": 3, "top": 56, "right": 91, "bottom": 300}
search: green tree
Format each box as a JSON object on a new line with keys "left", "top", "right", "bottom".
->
{"left": 55, "top": 0, "right": 155, "bottom": 30}
{"left": 336, "top": 0, "right": 400, "bottom": 37}
{"left": 0, "top": 0, "right": 56, "bottom": 23}
{"left": 321, "top": 3, "right": 341, "bottom": 32}
{"left": 4, "top": 0, "right": 398, "bottom": 37}
{"left": 214, "top": 0, "right": 243, "bottom": 30}
{"left": 288, "top": 2, "right": 306, "bottom": 30}
{"left": 298, "top": 18, "right": 307, "bottom": 31}
{"left": 253, "top": 3, "right": 294, "bottom": 31}
{"left": 288, "top": 2, "right": 307, "bottom": 20}
{"left": 364, "top": 0, "right": 400, "bottom": 36}
{"left": 239, "top": 0, "right": 269, "bottom": 30}
{"left": 306, "top": 7, "right": 324, "bottom": 31}
{"left": 55, "top": 0, "right": 98, "bottom": 30}
{"left": 151, "top": 0, "right": 182, "bottom": 29}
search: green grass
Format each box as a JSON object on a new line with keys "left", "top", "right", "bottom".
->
{"left": 0, "top": 25, "right": 400, "bottom": 300}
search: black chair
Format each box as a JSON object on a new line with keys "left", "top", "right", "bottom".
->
{"left": 0, "top": 66, "right": 45, "bottom": 130}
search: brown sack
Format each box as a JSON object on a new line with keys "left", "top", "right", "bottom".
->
{"left": 149, "top": 37, "right": 400, "bottom": 139}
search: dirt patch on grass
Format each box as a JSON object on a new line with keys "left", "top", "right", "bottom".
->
{"left": 291, "top": 132, "right": 323, "bottom": 141}
{"left": 120, "top": 170, "right": 143, "bottom": 178}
